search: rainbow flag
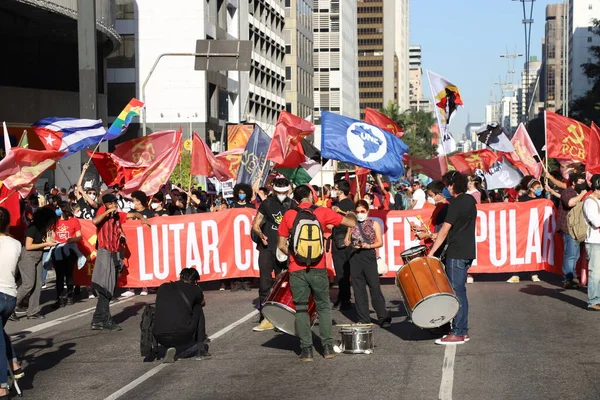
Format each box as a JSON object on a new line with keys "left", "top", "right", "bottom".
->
{"left": 104, "top": 98, "right": 144, "bottom": 141}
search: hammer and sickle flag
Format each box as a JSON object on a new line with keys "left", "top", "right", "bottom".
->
{"left": 364, "top": 108, "right": 404, "bottom": 139}
{"left": 545, "top": 110, "right": 589, "bottom": 163}
{"left": 427, "top": 70, "right": 463, "bottom": 155}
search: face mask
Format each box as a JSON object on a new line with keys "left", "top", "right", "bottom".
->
{"left": 277, "top": 194, "right": 287, "bottom": 203}
{"left": 357, "top": 213, "right": 368, "bottom": 222}
{"left": 55, "top": 208, "right": 63, "bottom": 217}
{"left": 330, "top": 190, "right": 338, "bottom": 198}
{"left": 215, "top": 200, "right": 221, "bottom": 207}
{"left": 239, "top": 193, "right": 247, "bottom": 201}
{"left": 427, "top": 197, "right": 435, "bottom": 205}
{"left": 150, "top": 203, "right": 160, "bottom": 210}
{"left": 442, "top": 187, "right": 452, "bottom": 199}
{"left": 575, "top": 183, "right": 587, "bottom": 192}
{"left": 534, "top": 188, "right": 543, "bottom": 197}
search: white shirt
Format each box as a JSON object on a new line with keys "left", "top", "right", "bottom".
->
{"left": 584, "top": 196, "right": 600, "bottom": 244}
{"left": 412, "top": 188, "right": 426, "bottom": 209}
{"left": 0, "top": 236, "right": 22, "bottom": 297}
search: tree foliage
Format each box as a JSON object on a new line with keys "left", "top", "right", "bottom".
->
{"left": 380, "top": 101, "right": 438, "bottom": 159}
{"left": 570, "top": 19, "right": 600, "bottom": 124}
{"left": 169, "top": 151, "right": 198, "bottom": 189}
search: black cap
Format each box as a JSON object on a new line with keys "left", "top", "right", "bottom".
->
{"left": 102, "top": 193, "right": 118, "bottom": 204}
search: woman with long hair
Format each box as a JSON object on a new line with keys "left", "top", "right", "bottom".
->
{"left": 344, "top": 200, "right": 391, "bottom": 328}
{"left": 0, "top": 207, "right": 24, "bottom": 396}
{"left": 52, "top": 202, "right": 82, "bottom": 308}
{"left": 15, "top": 207, "right": 58, "bottom": 319}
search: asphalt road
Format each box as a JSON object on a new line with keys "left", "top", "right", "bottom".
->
{"left": 6, "top": 272, "right": 600, "bottom": 400}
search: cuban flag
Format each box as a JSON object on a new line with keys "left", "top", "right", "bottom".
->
{"left": 32, "top": 117, "right": 106, "bottom": 156}
{"left": 321, "top": 111, "right": 409, "bottom": 180}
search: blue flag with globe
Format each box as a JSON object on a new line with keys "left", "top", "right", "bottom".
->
{"left": 320, "top": 111, "right": 409, "bottom": 180}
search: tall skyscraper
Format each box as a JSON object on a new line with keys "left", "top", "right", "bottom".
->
{"left": 356, "top": 0, "right": 396, "bottom": 118}
{"left": 517, "top": 56, "right": 542, "bottom": 121}
{"left": 284, "top": 0, "right": 314, "bottom": 120}
{"left": 395, "top": 0, "right": 410, "bottom": 112}
{"left": 408, "top": 45, "right": 432, "bottom": 112}
{"left": 542, "top": 3, "right": 565, "bottom": 112}
{"left": 568, "top": 0, "right": 600, "bottom": 104}
{"left": 313, "top": 0, "right": 359, "bottom": 123}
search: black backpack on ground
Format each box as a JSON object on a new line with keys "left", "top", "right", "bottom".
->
{"left": 140, "top": 304, "right": 157, "bottom": 357}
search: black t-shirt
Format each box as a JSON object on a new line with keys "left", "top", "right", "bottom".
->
{"left": 518, "top": 194, "right": 537, "bottom": 202}
{"left": 77, "top": 197, "right": 96, "bottom": 220}
{"left": 332, "top": 198, "right": 355, "bottom": 244}
{"left": 479, "top": 189, "right": 489, "bottom": 203}
{"left": 132, "top": 208, "right": 156, "bottom": 219}
{"left": 155, "top": 209, "right": 169, "bottom": 217}
{"left": 444, "top": 193, "right": 477, "bottom": 260}
{"left": 257, "top": 196, "right": 293, "bottom": 250}
{"left": 233, "top": 202, "right": 255, "bottom": 209}
{"left": 26, "top": 224, "right": 45, "bottom": 245}
{"left": 153, "top": 280, "right": 204, "bottom": 337}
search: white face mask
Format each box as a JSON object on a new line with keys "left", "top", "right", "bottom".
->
{"left": 427, "top": 197, "right": 435, "bottom": 205}
{"left": 150, "top": 203, "right": 160, "bottom": 210}
{"left": 74, "top": 211, "right": 82, "bottom": 218}
{"left": 277, "top": 194, "right": 288, "bottom": 203}
{"left": 330, "top": 190, "right": 338, "bottom": 198}
{"left": 88, "top": 194, "right": 96, "bottom": 201}
{"left": 357, "top": 213, "right": 368, "bottom": 222}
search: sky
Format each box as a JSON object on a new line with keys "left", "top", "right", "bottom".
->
{"left": 411, "top": 0, "right": 557, "bottom": 139}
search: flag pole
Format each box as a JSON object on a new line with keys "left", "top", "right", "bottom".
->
{"left": 320, "top": 156, "right": 324, "bottom": 201}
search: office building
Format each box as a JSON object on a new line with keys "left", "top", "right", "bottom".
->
{"left": 284, "top": 0, "right": 313, "bottom": 120}
{"left": 313, "top": 0, "right": 359, "bottom": 123}
{"left": 542, "top": 3, "right": 565, "bottom": 112}
{"left": 356, "top": 0, "right": 396, "bottom": 118}
{"left": 568, "top": 0, "right": 600, "bottom": 103}
{"left": 395, "top": 0, "right": 410, "bottom": 112}
{"left": 408, "top": 45, "right": 433, "bottom": 112}
{"left": 517, "top": 56, "right": 542, "bottom": 122}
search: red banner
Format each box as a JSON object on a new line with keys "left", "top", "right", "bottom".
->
{"left": 74, "top": 200, "right": 564, "bottom": 287}
{"left": 448, "top": 149, "right": 498, "bottom": 174}
{"left": 545, "top": 111, "right": 589, "bottom": 163}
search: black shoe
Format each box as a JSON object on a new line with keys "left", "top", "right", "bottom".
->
{"left": 66, "top": 297, "right": 74, "bottom": 306}
{"left": 298, "top": 348, "right": 313, "bottom": 362}
{"left": 26, "top": 313, "right": 45, "bottom": 320}
{"left": 104, "top": 321, "right": 122, "bottom": 331}
{"left": 323, "top": 344, "right": 336, "bottom": 359}
{"left": 14, "top": 307, "right": 27, "bottom": 315}
{"left": 8, "top": 312, "right": 19, "bottom": 322}
{"left": 12, "top": 367, "right": 24, "bottom": 379}
{"left": 241, "top": 281, "right": 252, "bottom": 291}
{"left": 91, "top": 322, "right": 104, "bottom": 330}
{"left": 378, "top": 318, "right": 392, "bottom": 328}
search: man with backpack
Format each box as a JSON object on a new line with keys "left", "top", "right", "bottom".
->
{"left": 277, "top": 185, "right": 356, "bottom": 362}
{"left": 559, "top": 173, "right": 588, "bottom": 289}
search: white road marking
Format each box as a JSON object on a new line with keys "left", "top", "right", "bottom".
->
{"left": 438, "top": 345, "right": 457, "bottom": 400}
{"left": 11, "top": 297, "right": 136, "bottom": 340}
{"left": 104, "top": 309, "right": 259, "bottom": 400}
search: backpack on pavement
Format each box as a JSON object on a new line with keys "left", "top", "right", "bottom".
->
{"left": 568, "top": 198, "right": 600, "bottom": 242}
{"left": 289, "top": 206, "right": 324, "bottom": 267}
{"left": 140, "top": 304, "right": 157, "bottom": 357}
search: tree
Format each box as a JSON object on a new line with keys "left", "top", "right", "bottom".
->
{"left": 570, "top": 19, "right": 600, "bottom": 124}
{"left": 380, "top": 101, "right": 438, "bottom": 159}
{"left": 169, "top": 151, "right": 198, "bottom": 189}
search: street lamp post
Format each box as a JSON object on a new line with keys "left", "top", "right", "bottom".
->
{"left": 513, "top": 0, "right": 536, "bottom": 122}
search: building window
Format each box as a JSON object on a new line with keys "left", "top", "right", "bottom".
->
{"left": 107, "top": 34, "right": 135, "bottom": 68}
{"left": 285, "top": 45, "right": 291, "bottom": 54}
{"left": 107, "top": 83, "right": 136, "bottom": 116}
{"left": 285, "top": 0, "right": 290, "bottom": 7}
{"left": 589, "top": 4, "right": 593, "bottom": 10}
{"left": 285, "top": 66, "right": 292, "bottom": 80}
{"left": 115, "top": 0, "right": 134, "bottom": 19}
{"left": 588, "top": 37, "right": 593, "bottom": 42}
{"left": 286, "top": 102, "right": 292, "bottom": 112}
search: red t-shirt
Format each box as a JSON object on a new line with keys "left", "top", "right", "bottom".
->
{"left": 278, "top": 203, "right": 344, "bottom": 272}
{"left": 382, "top": 191, "right": 391, "bottom": 210}
{"left": 96, "top": 206, "right": 127, "bottom": 252}
{"left": 54, "top": 217, "right": 81, "bottom": 244}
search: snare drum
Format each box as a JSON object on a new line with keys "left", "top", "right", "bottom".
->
{"left": 395, "top": 256, "right": 459, "bottom": 328}
{"left": 262, "top": 271, "right": 317, "bottom": 336}
{"left": 339, "top": 324, "right": 374, "bottom": 354}
{"left": 400, "top": 245, "right": 428, "bottom": 264}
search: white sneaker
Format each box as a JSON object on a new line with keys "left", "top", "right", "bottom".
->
{"left": 140, "top": 288, "right": 148, "bottom": 296}
{"left": 531, "top": 274, "right": 541, "bottom": 282}
{"left": 88, "top": 293, "right": 96, "bottom": 299}
{"left": 121, "top": 290, "right": 135, "bottom": 298}
{"left": 506, "top": 275, "right": 520, "bottom": 283}
{"left": 466, "top": 275, "right": 474, "bottom": 284}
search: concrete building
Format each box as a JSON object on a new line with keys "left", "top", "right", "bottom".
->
{"left": 0, "top": 0, "right": 119, "bottom": 189}
{"left": 408, "top": 45, "right": 433, "bottom": 112}
{"left": 517, "top": 56, "right": 542, "bottom": 122}
{"left": 284, "top": 0, "right": 313, "bottom": 120}
{"left": 568, "top": 0, "right": 600, "bottom": 103}
{"left": 395, "top": 0, "right": 410, "bottom": 112}
{"left": 357, "top": 0, "right": 396, "bottom": 118}
{"left": 465, "top": 122, "right": 484, "bottom": 143}
{"left": 542, "top": 3, "right": 565, "bottom": 112}
{"left": 313, "top": 0, "right": 359, "bottom": 124}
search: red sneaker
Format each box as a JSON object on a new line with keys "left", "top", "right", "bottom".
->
{"left": 435, "top": 334, "right": 465, "bottom": 345}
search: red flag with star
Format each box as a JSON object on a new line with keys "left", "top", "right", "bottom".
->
{"left": 448, "top": 149, "right": 498, "bottom": 175}
{"left": 34, "top": 128, "right": 63, "bottom": 151}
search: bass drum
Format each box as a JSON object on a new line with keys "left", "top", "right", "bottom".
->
{"left": 395, "top": 256, "right": 459, "bottom": 328}
{"left": 262, "top": 271, "right": 317, "bottom": 335}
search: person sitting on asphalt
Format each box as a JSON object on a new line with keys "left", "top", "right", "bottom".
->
{"left": 152, "top": 268, "right": 211, "bottom": 363}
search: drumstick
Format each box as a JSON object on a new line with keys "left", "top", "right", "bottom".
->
{"left": 416, "top": 215, "right": 432, "bottom": 237}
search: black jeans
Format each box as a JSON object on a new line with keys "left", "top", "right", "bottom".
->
{"left": 91, "top": 283, "right": 113, "bottom": 325}
{"left": 332, "top": 245, "right": 352, "bottom": 304}
{"left": 349, "top": 249, "right": 389, "bottom": 323}
{"left": 53, "top": 252, "right": 76, "bottom": 300}
{"left": 258, "top": 248, "right": 286, "bottom": 315}
{"left": 154, "top": 308, "right": 207, "bottom": 351}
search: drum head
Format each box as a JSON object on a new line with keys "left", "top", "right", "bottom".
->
{"left": 262, "top": 302, "right": 297, "bottom": 335}
{"left": 411, "top": 294, "right": 459, "bottom": 328}
{"left": 401, "top": 245, "right": 428, "bottom": 257}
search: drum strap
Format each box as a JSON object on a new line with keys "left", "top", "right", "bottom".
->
{"left": 173, "top": 283, "right": 194, "bottom": 316}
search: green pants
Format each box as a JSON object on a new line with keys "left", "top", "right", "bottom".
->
{"left": 289, "top": 268, "right": 333, "bottom": 349}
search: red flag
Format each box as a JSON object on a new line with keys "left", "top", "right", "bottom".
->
{"left": 545, "top": 111, "right": 589, "bottom": 163}
{"left": 448, "top": 149, "right": 498, "bottom": 175}
{"left": 215, "top": 148, "right": 244, "bottom": 180}
{"left": 190, "top": 133, "right": 233, "bottom": 181}
{"left": 112, "top": 130, "right": 179, "bottom": 168}
{"left": 0, "top": 184, "right": 22, "bottom": 227}
{"left": 266, "top": 111, "right": 315, "bottom": 164}
{"left": 349, "top": 167, "right": 368, "bottom": 197}
{"left": 88, "top": 151, "right": 122, "bottom": 186}
{"left": 502, "top": 152, "right": 530, "bottom": 177}
{"left": 586, "top": 123, "right": 600, "bottom": 175}
{"left": 402, "top": 154, "right": 448, "bottom": 180}
{"left": 121, "top": 132, "right": 183, "bottom": 197}
{"left": 364, "top": 108, "right": 404, "bottom": 138}
{"left": 510, "top": 123, "right": 542, "bottom": 178}
{"left": 276, "top": 141, "right": 307, "bottom": 169}
{"left": 0, "top": 148, "right": 65, "bottom": 198}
